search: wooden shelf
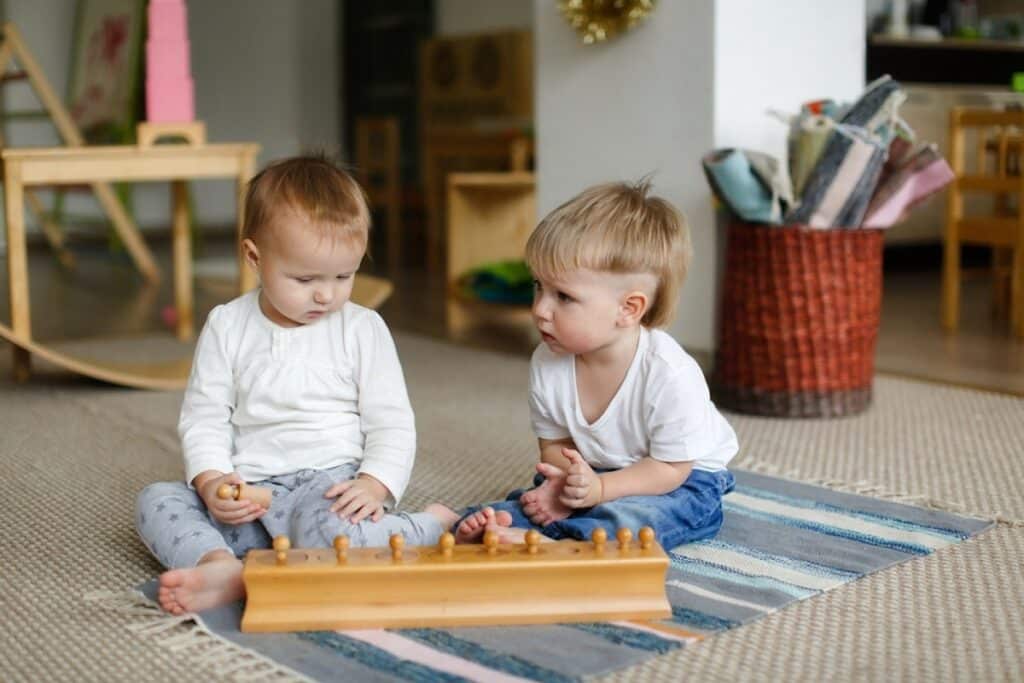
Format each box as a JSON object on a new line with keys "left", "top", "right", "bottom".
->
{"left": 445, "top": 171, "right": 536, "bottom": 336}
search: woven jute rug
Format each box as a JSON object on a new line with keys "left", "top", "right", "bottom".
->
{"left": 1, "top": 332, "right": 1022, "bottom": 681}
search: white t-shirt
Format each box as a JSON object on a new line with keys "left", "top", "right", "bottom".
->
{"left": 178, "top": 290, "right": 416, "bottom": 504}
{"left": 529, "top": 327, "right": 737, "bottom": 472}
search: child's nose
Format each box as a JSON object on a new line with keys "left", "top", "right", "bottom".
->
{"left": 314, "top": 288, "right": 332, "bottom": 305}
{"left": 532, "top": 296, "right": 550, "bottom": 320}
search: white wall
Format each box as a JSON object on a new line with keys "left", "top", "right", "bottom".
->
{"left": 436, "top": 0, "right": 532, "bottom": 35}
{"left": 536, "top": 0, "right": 865, "bottom": 352}
{"left": 2, "top": 0, "right": 339, "bottom": 234}
{"left": 714, "top": 1, "right": 865, "bottom": 159}
{"left": 535, "top": 0, "right": 717, "bottom": 350}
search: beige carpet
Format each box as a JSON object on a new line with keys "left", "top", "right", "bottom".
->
{"left": 1, "top": 332, "right": 1022, "bottom": 682}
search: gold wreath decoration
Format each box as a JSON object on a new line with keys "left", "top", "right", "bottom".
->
{"left": 559, "top": 0, "right": 657, "bottom": 45}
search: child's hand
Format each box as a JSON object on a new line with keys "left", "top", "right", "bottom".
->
{"left": 520, "top": 455, "right": 575, "bottom": 525}
{"left": 325, "top": 474, "right": 388, "bottom": 524}
{"left": 558, "top": 448, "right": 603, "bottom": 509}
{"left": 198, "top": 472, "right": 267, "bottom": 525}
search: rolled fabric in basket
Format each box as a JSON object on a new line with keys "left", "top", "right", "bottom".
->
{"left": 702, "top": 149, "right": 792, "bottom": 224}
{"left": 784, "top": 124, "right": 887, "bottom": 229}
{"left": 862, "top": 143, "right": 954, "bottom": 228}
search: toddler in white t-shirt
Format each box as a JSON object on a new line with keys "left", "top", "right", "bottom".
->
{"left": 440, "top": 179, "right": 738, "bottom": 549}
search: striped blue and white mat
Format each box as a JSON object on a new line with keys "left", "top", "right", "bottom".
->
{"left": 150, "top": 470, "right": 992, "bottom": 682}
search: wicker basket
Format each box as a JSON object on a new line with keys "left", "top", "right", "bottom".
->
{"left": 712, "top": 222, "right": 884, "bottom": 418}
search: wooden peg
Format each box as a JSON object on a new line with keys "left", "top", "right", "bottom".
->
{"left": 216, "top": 482, "right": 272, "bottom": 508}
{"left": 524, "top": 529, "right": 541, "bottom": 555}
{"left": 616, "top": 527, "right": 633, "bottom": 550}
{"left": 334, "top": 535, "right": 349, "bottom": 563}
{"left": 483, "top": 530, "right": 499, "bottom": 555}
{"left": 638, "top": 527, "right": 655, "bottom": 550}
{"left": 591, "top": 527, "right": 607, "bottom": 552}
{"left": 390, "top": 534, "right": 405, "bottom": 561}
{"left": 438, "top": 532, "right": 455, "bottom": 558}
{"left": 273, "top": 535, "right": 290, "bottom": 565}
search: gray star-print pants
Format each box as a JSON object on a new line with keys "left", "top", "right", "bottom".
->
{"left": 135, "top": 463, "right": 443, "bottom": 569}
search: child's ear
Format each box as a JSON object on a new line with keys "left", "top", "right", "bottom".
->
{"left": 241, "top": 238, "right": 260, "bottom": 270}
{"left": 618, "top": 290, "right": 649, "bottom": 327}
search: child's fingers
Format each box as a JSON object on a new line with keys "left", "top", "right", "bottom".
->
{"left": 217, "top": 503, "right": 262, "bottom": 523}
{"left": 348, "top": 503, "right": 373, "bottom": 524}
{"left": 562, "top": 483, "right": 588, "bottom": 500}
{"left": 371, "top": 507, "right": 384, "bottom": 523}
{"left": 324, "top": 480, "right": 354, "bottom": 499}
{"left": 561, "top": 447, "right": 583, "bottom": 464}
{"left": 559, "top": 494, "right": 586, "bottom": 508}
{"left": 536, "top": 462, "right": 565, "bottom": 479}
{"left": 565, "top": 473, "right": 588, "bottom": 487}
{"left": 336, "top": 493, "right": 371, "bottom": 519}
{"left": 329, "top": 486, "right": 363, "bottom": 512}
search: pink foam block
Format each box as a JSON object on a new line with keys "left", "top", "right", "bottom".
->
{"left": 146, "top": 77, "right": 194, "bottom": 123}
{"left": 147, "top": 39, "right": 191, "bottom": 80}
{"left": 147, "top": 2, "right": 188, "bottom": 41}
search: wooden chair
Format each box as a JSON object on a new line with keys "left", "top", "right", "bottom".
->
{"left": 943, "top": 107, "right": 1024, "bottom": 338}
{"left": 355, "top": 116, "right": 402, "bottom": 270}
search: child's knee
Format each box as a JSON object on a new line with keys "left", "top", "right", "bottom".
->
{"left": 136, "top": 481, "right": 189, "bottom": 520}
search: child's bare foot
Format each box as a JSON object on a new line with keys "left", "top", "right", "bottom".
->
{"left": 454, "top": 506, "right": 513, "bottom": 543}
{"left": 520, "top": 473, "right": 573, "bottom": 526}
{"left": 424, "top": 503, "right": 461, "bottom": 531}
{"left": 157, "top": 557, "right": 244, "bottom": 615}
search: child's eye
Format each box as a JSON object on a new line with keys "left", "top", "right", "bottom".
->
{"left": 336, "top": 274, "right": 351, "bottom": 280}
{"left": 532, "top": 279, "right": 542, "bottom": 291}
{"left": 294, "top": 277, "right": 313, "bottom": 283}
{"left": 557, "top": 291, "right": 573, "bottom": 303}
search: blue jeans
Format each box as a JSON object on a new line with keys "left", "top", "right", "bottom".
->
{"left": 459, "top": 468, "right": 735, "bottom": 551}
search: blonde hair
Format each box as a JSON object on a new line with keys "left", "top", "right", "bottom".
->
{"left": 525, "top": 179, "right": 692, "bottom": 328}
{"left": 241, "top": 154, "right": 370, "bottom": 248}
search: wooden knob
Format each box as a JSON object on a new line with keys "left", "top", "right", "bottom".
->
{"left": 273, "top": 535, "right": 290, "bottom": 564}
{"left": 524, "top": 529, "right": 541, "bottom": 554}
{"left": 639, "top": 526, "right": 655, "bottom": 550}
{"left": 390, "top": 534, "right": 405, "bottom": 560}
{"left": 217, "top": 483, "right": 238, "bottom": 500}
{"left": 483, "top": 530, "right": 499, "bottom": 555}
{"left": 591, "top": 527, "right": 607, "bottom": 550}
{"left": 616, "top": 527, "right": 632, "bottom": 550}
{"left": 438, "top": 532, "right": 455, "bottom": 557}
{"left": 334, "top": 535, "right": 349, "bottom": 562}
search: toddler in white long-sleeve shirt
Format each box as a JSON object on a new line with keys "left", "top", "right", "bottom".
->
{"left": 136, "top": 155, "right": 456, "bottom": 615}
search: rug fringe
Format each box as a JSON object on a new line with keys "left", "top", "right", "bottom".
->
{"left": 84, "top": 589, "right": 314, "bottom": 682}
{"left": 731, "top": 454, "right": 1023, "bottom": 527}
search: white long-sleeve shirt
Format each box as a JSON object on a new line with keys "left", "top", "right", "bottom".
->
{"left": 178, "top": 290, "right": 416, "bottom": 504}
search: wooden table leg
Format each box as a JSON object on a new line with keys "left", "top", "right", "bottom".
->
{"left": 237, "top": 153, "right": 257, "bottom": 294}
{"left": 171, "top": 180, "right": 193, "bottom": 340}
{"left": 4, "top": 161, "right": 31, "bottom": 381}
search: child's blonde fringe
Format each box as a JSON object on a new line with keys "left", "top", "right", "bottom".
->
{"left": 83, "top": 590, "right": 312, "bottom": 682}
{"left": 731, "top": 454, "right": 1023, "bottom": 528}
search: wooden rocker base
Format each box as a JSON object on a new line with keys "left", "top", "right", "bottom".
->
{"left": 0, "top": 321, "right": 191, "bottom": 390}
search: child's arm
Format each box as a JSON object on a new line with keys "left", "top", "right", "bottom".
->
{"left": 538, "top": 437, "right": 577, "bottom": 470}
{"left": 178, "top": 307, "right": 237, "bottom": 487}
{"left": 348, "top": 311, "right": 416, "bottom": 513}
{"left": 560, "top": 450, "right": 694, "bottom": 508}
